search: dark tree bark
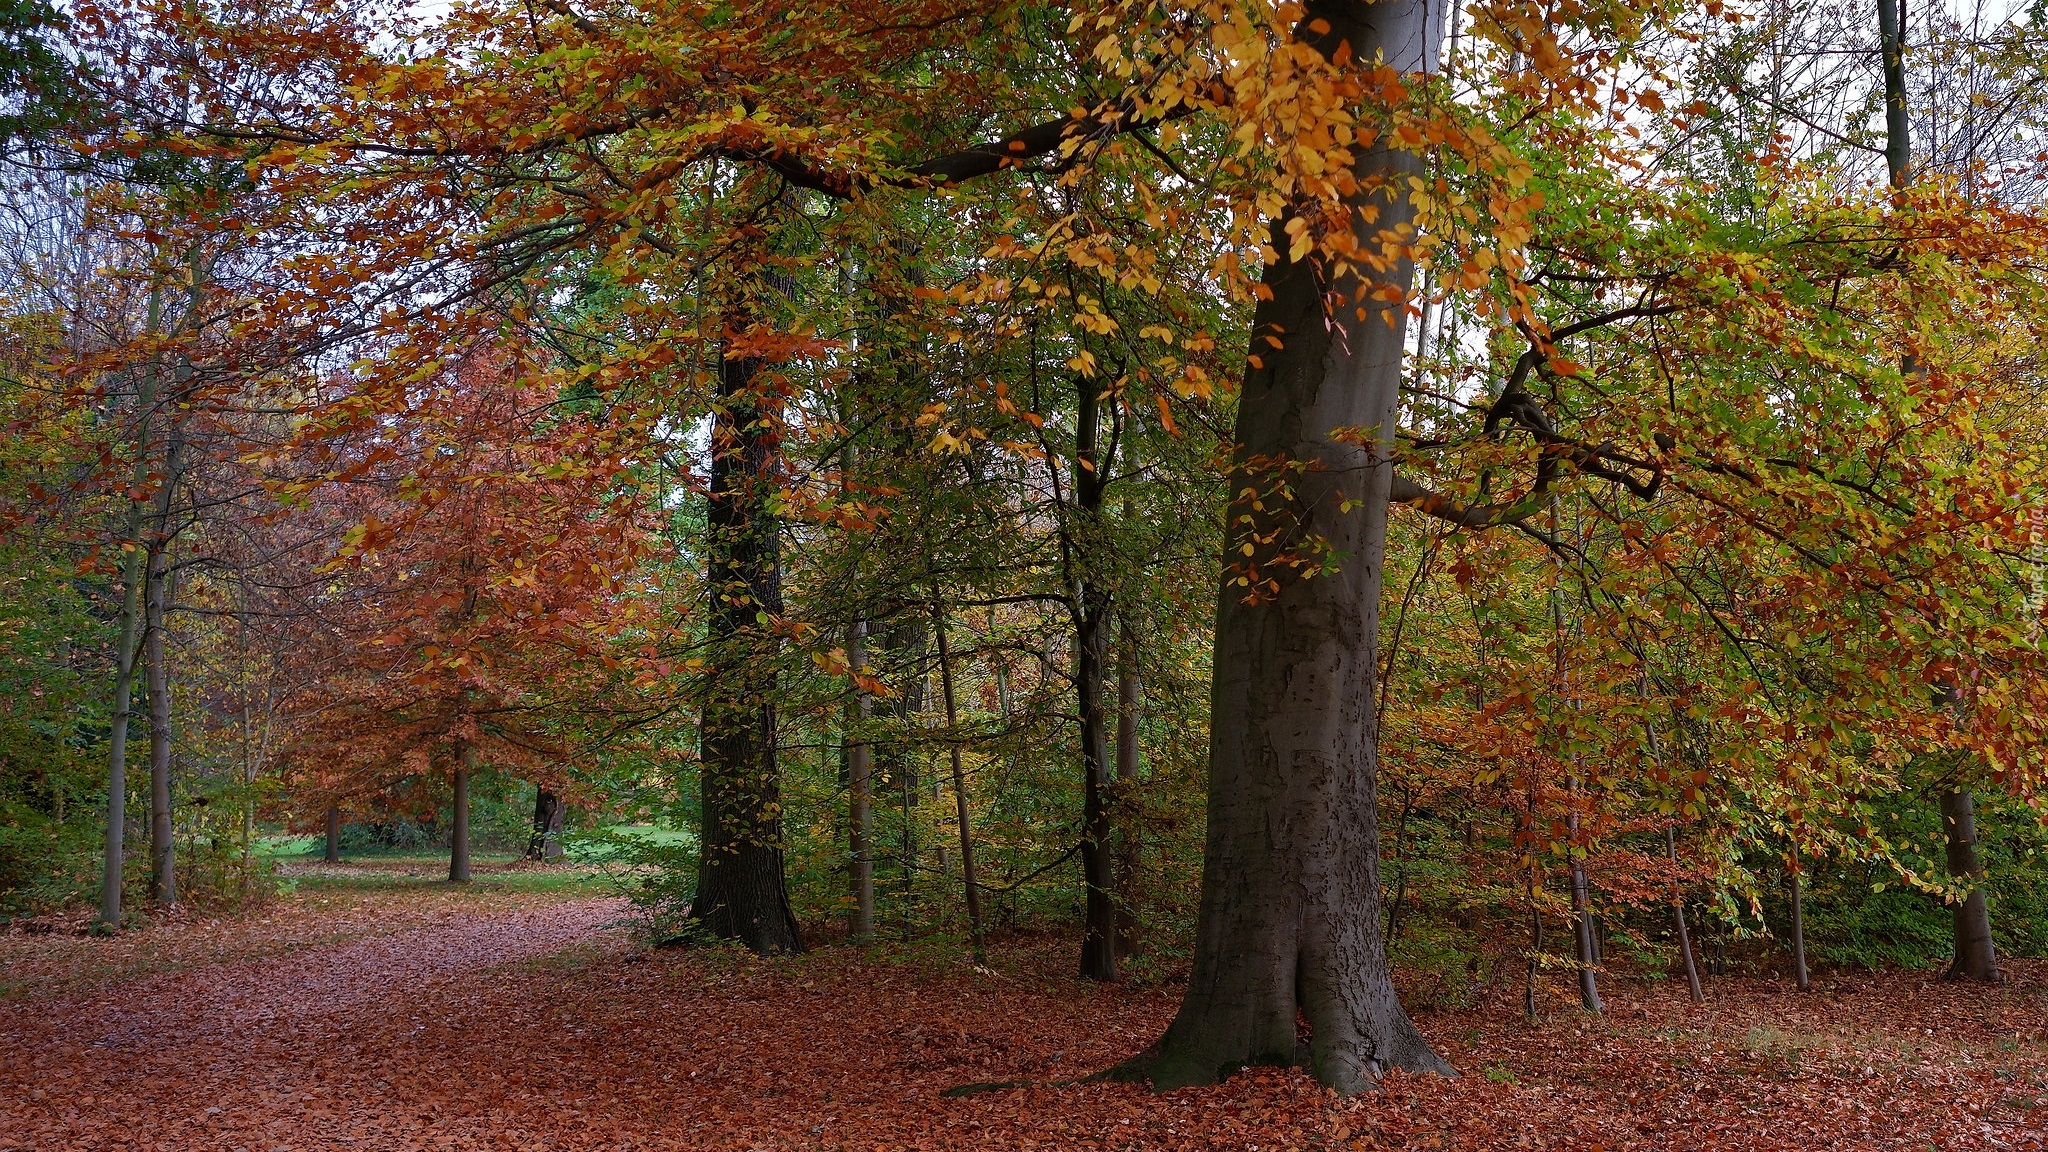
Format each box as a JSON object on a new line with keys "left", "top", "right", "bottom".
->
{"left": 527, "top": 788, "right": 565, "bottom": 861}
{"left": 324, "top": 806, "right": 342, "bottom": 864}
{"left": 1071, "top": 373, "right": 1117, "bottom": 982}
{"left": 691, "top": 337, "right": 802, "bottom": 954}
{"left": 145, "top": 552, "right": 178, "bottom": 906}
{"left": 1143, "top": 0, "right": 1452, "bottom": 1093}
{"left": 449, "top": 742, "right": 473, "bottom": 883}
{"left": 1941, "top": 787, "right": 1999, "bottom": 982}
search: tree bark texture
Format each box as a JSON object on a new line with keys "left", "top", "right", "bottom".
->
{"left": 527, "top": 788, "right": 566, "bottom": 861}
{"left": 324, "top": 806, "right": 342, "bottom": 864}
{"left": 1941, "top": 787, "right": 1999, "bottom": 982}
{"left": 691, "top": 338, "right": 802, "bottom": 954}
{"left": 145, "top": 550, "right": 178, "bottom": 906}
{"left": 1146, "top": 0, "right": 1451, "bottom": 1093}
{"left": 1073, "top": 374, "right": 1116, "bottom": 982}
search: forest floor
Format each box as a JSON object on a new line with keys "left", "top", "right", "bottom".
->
{"left": 4, "top": 870, "right": 2045, "bottom": 1151}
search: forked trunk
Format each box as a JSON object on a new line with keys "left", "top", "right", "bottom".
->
{"left": 692, "top": 337, "right": 802, "bottom": 954}
{"left": 1941, "top": 787, "right": 1999, "bottom": 982}
{"left": 1145, "top": 0, "right": 1451, "bottom": 1093}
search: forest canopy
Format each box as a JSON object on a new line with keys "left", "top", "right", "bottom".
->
{"left": 5, "top": 0, "right": 2048, "bottom": 1101}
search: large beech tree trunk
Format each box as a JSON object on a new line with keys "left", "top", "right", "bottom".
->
{"left": 1145, "top": 0, "right": 1451, "bottom": 1093}
{"left": 324, "top": 806, "right": 342, "bottom": 864}
{"left": 691, "top": 337, "right": 803, "bottom": 954}
{"left": 1941, "top": 787, "right": 1999, "bottom": 982}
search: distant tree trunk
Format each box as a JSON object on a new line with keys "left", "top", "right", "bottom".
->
{"left": 691, "top": 333, "right": 802, "bottom": 954}
{"left": 145, "top": 552, "right": 178, "bottom": 906}
{"left": 1941, "top": 787, "right": 1999, "bottom": 982}
{"left": 100, "top": 280, "right": 167, "bottom": 930}
{"left": 1113, "top": 616, "right": 1143, "bottom": 959}
{"left": 1568, "top": 808, "right": 1602, "bottom": 1013}
{"left": 324, "top": 806, "right": 341, "bottom": 864}
{"left": 1144, "top": 0, "right": 1452, "bottom": 1093}
{"left": 1666, "top": 826, "right": 1703, "bottom": 1003}
{"left": 1788, "top": 853, "right": 1811, "bottom": 991}
{"left": 846, "top": 619, "right": 875, "bottom": 944}
{"left": 449, "top": 743, "right": 473, "bottom": 883}
{"left": 932, "top": 600, "right": 985, "bottom": 960}
{"left": 527, "top": 788, "right": 565, "bottom": 861}
{"left": 1071, "top": 372, "right": 1116, "bottom": 983}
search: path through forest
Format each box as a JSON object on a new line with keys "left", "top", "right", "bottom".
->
{"left": 5, "top": 881, "right": 2046, "bottom": 1150}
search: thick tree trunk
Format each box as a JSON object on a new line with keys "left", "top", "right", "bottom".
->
{"left": 1941, "top": 787, "right": 1999, "bottom": 982}
{"left": 932, "top": 601, "right": 985, "bottom": 960}
{"left": 449, "top": 743, "right": 473, "bottom": 883}
{"left": 145, "top": 551, "right": 177, "bottom": 906}
{"left": 1073, "top": 375, "right": 1117, "bottom": 982}
{"left": 691, "top": 337, "right": 802, "bottom": 954}
{"left": 1145, "top": 0, "right": 1451, "bottom": 1093}
{"left": 1788, "top": 855, "right": 1811, "bottom": 991}
{"left": 324, "top": 806, "right": 341, "bottom": 864}
{"left": 846, "top": 620, "right": 875, "bottom": 944}
{"left": 527, "top": 788, "right": 565, "bottom": 861}
{"left": 1114, "top": 616, "right": 1143, "bottom": 959}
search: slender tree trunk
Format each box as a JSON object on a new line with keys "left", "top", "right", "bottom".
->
{"left": 449, "top": 743, "right": 473, "bottom": 883}
{"left": 1072, "top": 374, "right": 1117, "bottom": 982}
{"left": 1145, "top": 0, "right": 1452, "bottom": 1093}
{"left": 1666, "top": 826, "right": 1703, "bottom": 1003}
{"left": 1788, "top": 854, "right": 1811, "bottom": 991}
{"left": 99, "top": 282, "right": 167, "bottom": 930}
{"left": 1941, "top": 787, "right": 1999, "bottom": 982}
{"left": 145, "top": 551, "right": 178, "bottom": 905}
{"left": 1113, "top": 615, "right": 1143, "bottom": 959}
{"left": 932, "top": 600, "right": 985, "bottom": 960}
{"left": 846, "top": 621, "right": 875, "bottom": 944}
{"left": 324, "top": 806, "right": 341, "bottom": 864}
{"left": 1878, "top": 0, "right": 1910, "bottom": 189}
{"left": 1568, "top": 808, "right": 1603, "bottom": 1013}
{"left": 691, "top": 331, "right": 802, "bottom": 953}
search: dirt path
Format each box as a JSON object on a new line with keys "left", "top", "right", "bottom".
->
{"left": 4, "top": 891, "right": 2044, "bottom": 1151}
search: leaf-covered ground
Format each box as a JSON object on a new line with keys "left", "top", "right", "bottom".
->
{"left": 5, "top": 879, "right": 2044, "bottom": 1151}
